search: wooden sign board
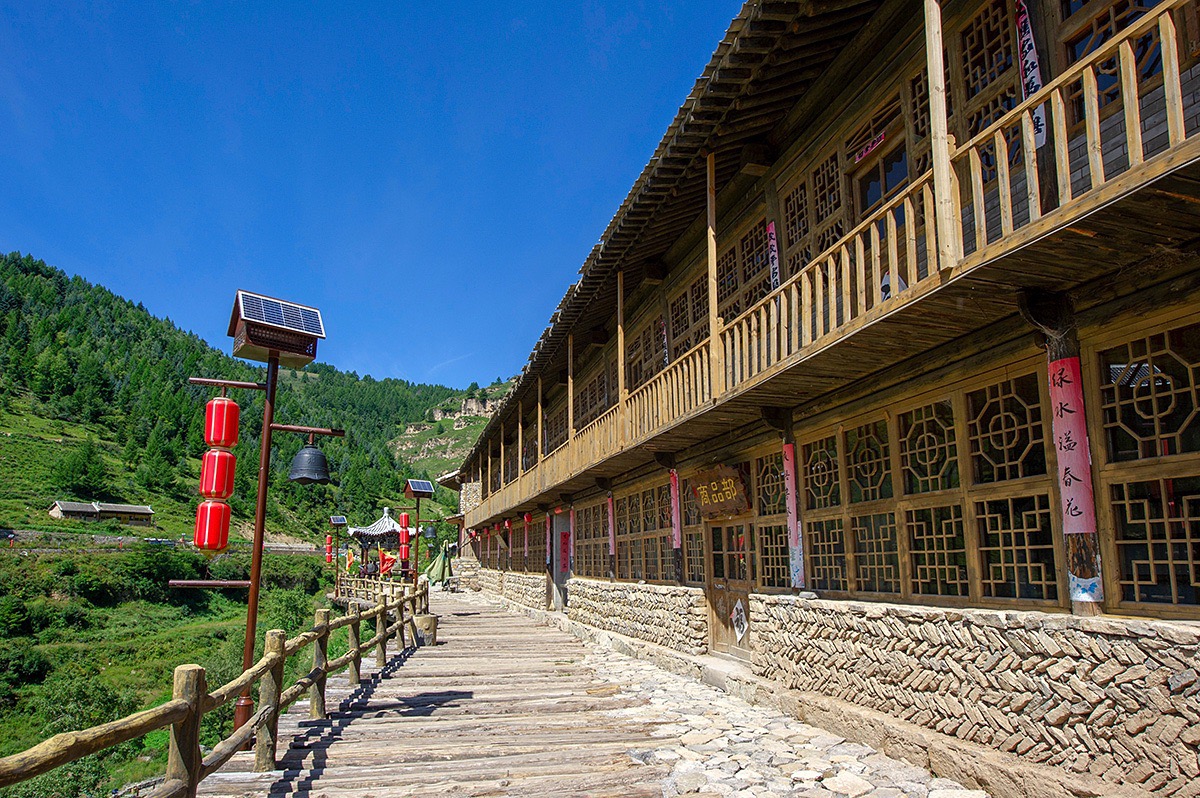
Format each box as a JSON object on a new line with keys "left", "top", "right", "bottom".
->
{"left": 692, "top": 464, "right": 749, "bottom": 519}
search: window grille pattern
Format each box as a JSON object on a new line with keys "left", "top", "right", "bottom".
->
{"left": 966, "top": 86, "right": 1022, "bottom": 184}
{"left": 1110, "top": 477, "right": 1200, "bottom": 606}
{"left": 627, "top": 315, "right": 666, "bottom": 391}
{"left": 503, "top": 443, "right": 518, "bottom": 485}
{"left": 1100, "top": 323, "right": 1200, "bottom": 462}
{"left": 908, "top": 504, "right": 968, "bottom": 596}
{"left": 813, "top": 155, "right": 843, "bottom": 225}
{"left": 961, "top": 0, "right": 1015, "bottom": 99}
{"left": 615, "top": 482, "right": 673, "bottom": 583}
{"left": 804, "top": 435, "right": 841, "bottom": 509}
{"left": 712, "top": 523, "right": 755, "bottom": 583}
{"left": 900, "top": 401, "right": 960, "bottom": 493}
{"left": 682, "top": 478, "right": 706, "bottom": 584}
{"left": 574, "top": 502, "right": 609, "bottom": 578}
{"left": 714, "top": 219, "right": 772, "bottom": 322}
{"left": 488, "top": 454, "right": 502, "bottom": 493}
{"left": 758, "top": 523, "right": 790, "bottom": 588}
{"left": 754, "top": 453, "right": 790, "bottom": 589}
{"left": 521, "top": 423, "right": 539, "bottom": 471}
{"left": 797, "top": 369, "right": 1061, "bottom": 605}
{"left": 847, "top": 420, "right": 893, "bottom": 503}
{"left": 575, "top": 357, "right": 616, "bottom": 429}
{"left": 669, "top": 276, "right": 709, "bottom": 360}
{"left": 756, "top": 453, "right": 787, "bottom": 515}
{"left": 783, "top": 181, "right": 810, "bottom": 268}
{"left": 976, "top": 495, "right": 1058, "bottom": 600}
{"left": 852, "top": 512, "right": 900, "bottom": 593}
{"left": 808, "top": 518, "right": 848, "bottom": 591}
{"left": 1064, "top": 0, "right": 1164, "bottom": 114}
{"left": 525, "top": 517, "right": 547, "bottom": 573}
{"left": 967, "top": 373, "right": 1047, "bottom": 483}
{"left": 543, "top": 404, "right": 568, "bottom": 454}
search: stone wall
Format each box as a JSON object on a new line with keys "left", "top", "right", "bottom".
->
{"left": 455, "top": 536, "right": 481, "bottom": 591}
{"left": 750, "top": 594, "right": 1200, "bottom": 797}
{"left": 477, "top": 566, "right": 501, "bottom": 596}
{"left": 459, "top": 481, "right": 482, "bottom": 513}
{"left": 497, "top": 571, "right": 546, "bottom": 611}
{"left": 566, "top": 578, "right": 708, "bottom": 656}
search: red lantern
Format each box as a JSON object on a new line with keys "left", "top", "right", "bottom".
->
{"left": 399, "top": 526, "right": 410, "bottom": 546}
{"left": 194, "top": 499, "right": 231, "bottom": 554}
{"left": 204, "top": 397, "right": 240, "bottom": 449}
{"left": 199, "top": 449, "right": 236, "bottom": 499}
{"left": 325, "top": 534, "right": 333, "bottom": 563}
{"left": 504, "top": 519, "right": 512, "bottom": 531}
{"left": 524, "top": 513, "right": 533, "bottom": 524}
{"left": 398, "top": 543, "right": 410, "bottom": 561}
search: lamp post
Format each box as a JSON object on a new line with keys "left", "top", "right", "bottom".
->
{"left": 196, "top": 290, "right": 346, "bottom": 737}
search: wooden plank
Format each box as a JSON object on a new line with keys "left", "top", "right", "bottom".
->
{"left": 1118, "top": 39, "right": 1143, "bottom": 168}
{"left": 1161, "top": 11, "right": 1186, "bottom": 148}
{"left": 1082, "top": 66, "right": 1104, "bottom": 188}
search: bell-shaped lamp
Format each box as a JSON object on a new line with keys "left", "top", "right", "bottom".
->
{"left": 288, "top": 444, "right": 331, "bottom": 485}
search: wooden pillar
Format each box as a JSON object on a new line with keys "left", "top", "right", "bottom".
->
{"left": 165, "top": 664, "right": 205, "bottom": 796}
{"left": 375, "top": 595, "right": 388, "bottom": 666}
{"left": 537, "top": 376, "right": 545, "bottom": 464}
{"left": 706, "top": 152, "right": 726, "bottom": 396}
{"left": 607, "top": 493, "right": 617, "bottom": 580}
{"left": 347, "top": 603, "right": 362, "bottom": 685}
{"left": 924, "top": 0, "right": 961, "bottom": 269}
{"left": 567, "top": 334, "right": 576, "bottom": 440}
{"left": 254, "top": 630, "right": 286, "bottom": 772}
{"left": 1018, "top": 290, "right": 1103, "bottom": 615}
{"left": 499, "top": 419, "right": 506, "bottom": 485}
{"left": 310, "top": 608, "right": 330, "bottom": 720}
{"left": 517, "top": 399, "right": 524, "bottom": 475}
{"left": 485, "top": 444, "right": 492, "bottom": 496}
{"left": 669, "top": 469, "right": 685, "bottom": 585}
{"left": 617, "top": 270, "right": 628, "bottom": 444}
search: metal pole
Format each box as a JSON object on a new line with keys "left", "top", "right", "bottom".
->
{"left": 234, "top": 351, "right": 279, "bottom": 735}
{"left": 413, "top": 496, "right": 421, "bottom": 584}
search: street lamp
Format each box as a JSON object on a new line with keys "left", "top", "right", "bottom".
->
{"left": 192, "top": 290, "right": 345, "bottom": 736}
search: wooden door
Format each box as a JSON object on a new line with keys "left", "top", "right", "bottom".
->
{"left": 550, "top": 512, "right": 570, "bottom": 611}
{"left": 706, "top": 520, "right": 754, "bottom": 661}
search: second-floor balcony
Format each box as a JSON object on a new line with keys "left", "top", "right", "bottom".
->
{"left": 468, "top": 0, "right": 1200, "bottom": 527}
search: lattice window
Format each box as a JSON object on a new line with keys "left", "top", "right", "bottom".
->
{"left": 968, "top": 372, "right": 1048, "bottom": 483}
{"left": 961, "top": 0, "right": 1016, "bottom": 99}
{"left": 807, "top": 518, "right": 848, "bottom": 591}
{"left": 668, "top": 276, "right": 709, "bottom": 361}
{"left": 712, "top": 523, "right": 754, "bottom": 583}
{"left": 907, "top": 504, "right": 969, "bottom": 596}
{"left": 627, "top": 315, "right": 666, "bottom": 391}
{"left": 682, "top": 477, "right": 706, "bottom": 584}
{"left": 783, "top": 181, "right": 810, "bottom": 267}
{"left": 976, "top": 494, "right": 1058, "bottom": 600}
{"left": 853, "top": 512, "right": 900, "bottom": 593}
{"left": 574, "top": 357, "right": 616, "bottom": 429}
{"left": 1111, "top": 476, "right": 1200, "bottom": 606}
{"left": 521, "top": 420, "right": 539, "bottom": 471}
{"left": 1064, "top": 0, "right": 1164, "bottom": 116}
{"left": 756, "top": 453, "right": 787, "bottom": 515}
{"left": 758, "top": 524, "right": 790, "bottom": 588}
{"left": 714, "top": 219, "right": 772, "bottom": 323}
{"left": 804, "top": 435, "right": 841, "bottom": 509}
{"left": 615, "top": 483, "right": 673, "bottom": 583}
{"left": 966, "top": 85, "right": 1022, "bottom": 184}
{"left": 1100, "top": 322, "right": 1200, "bottom": 462}
{"left": 846, "top": 420, "right": 893, "bottom": 503}
{"left": 900, "top": 400, "right": 960, "bottom": 493}
{"left": 813, "top": 155, "right": 842, "bottom": 225}
{"left": 543, "top": 404, "right": 568, "bottom": 454}
{"left": 503, "top": 443, "right": 519, "bottom": 485}
{"left": 488, "top": 451, "right": 502, "bottom": 493}
{"left": 658, "top": 485, "right": 672, "bottom": 531}
{"left": 526, "top": 516, "right": 547, "bottom": 573}
{"left": 574, "top": 502, "right": 609, "bottom": 578}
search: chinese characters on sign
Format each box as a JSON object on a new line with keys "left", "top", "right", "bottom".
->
{"left": 731, "top": 599, "right": 748, "bottom": 643}
{"left": 692, "top": 465, "right": 749, "bottom": 519}
{"left": 1048, "top": 357, "right": 1098, "bottom": 537}
{"left": 1015, "top": 0, "right": 1047, "bottom": 147}
{"left": 782, "top": 442, "right": 805, "bottom": 589}
{"left": 767, "top": 222, "right": 781, "bottom": 291}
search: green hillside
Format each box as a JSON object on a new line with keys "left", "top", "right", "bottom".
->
{"left": 390, "top": 379, "right": 512, "bottom": 478}
{"left": 0, "top": 252, "right": 464, "bottom": 541}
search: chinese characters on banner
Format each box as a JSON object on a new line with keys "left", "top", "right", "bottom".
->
{"left": 1015, "top": 0, "right": 1047, "bottom": 147}
{"left": 1048, "top": 357, "right": 1101, "bottom": 601}
{"left": 731, "top": 599, "right": 748, "bottom": 643}
{"left": 767, "top": 222, "right": 781, "bottom": 290}
{"left": 607, "top": 495, "right": 617, "bottom": 556}
{"left": 782, "top": 443, "right": 805, "bottom": 589}
{"left": 668, "top": 469, "right": 684, "bottom": 548}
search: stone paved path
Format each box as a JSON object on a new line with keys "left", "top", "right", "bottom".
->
{"left": 199, "top": 591, "right": 987, "bottom": 798}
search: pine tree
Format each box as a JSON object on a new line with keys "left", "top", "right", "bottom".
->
{"left": 51, "top": 437, "right": 109, "bottom": 498}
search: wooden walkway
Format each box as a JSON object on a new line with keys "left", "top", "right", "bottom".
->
{"left": 198, "top": 594, "right": 671, "bottom": 797}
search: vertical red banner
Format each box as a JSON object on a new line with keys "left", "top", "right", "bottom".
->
{"left": 545, "top": 516, "right": 552, "bottom": 566}
{"left": 1048, "top": 358, "right": 1097, "bottom": 536}
{"left": 782, "top": 442, "right": 805, "bottom": 589}
{"left": 606, "top": 495, "right": 616, "bottom": 556}
{"left": 668, "top": 469, "right": 683, "bottom": 549}
{"left": 567, "top": 507, "right": 576, "bottom": 574}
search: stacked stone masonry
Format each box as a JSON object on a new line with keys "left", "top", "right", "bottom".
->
{"left": 496, "top": 571, "right": 546, "bottom": 612}
{"left": 750, "top": 594, "right": 1200, "bottom": 797}
{"left": 566, "top": 577, "right": 708, "bottom": 656}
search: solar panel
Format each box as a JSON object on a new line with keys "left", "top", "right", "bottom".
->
{"left": 239, "top": 291, "right": 326, "bottom": 338}
{"left": 329, "top": 515, "right": 347, "bottom": 526}
{"left": 405, "top": 479, "right": 435, "bottom": 498}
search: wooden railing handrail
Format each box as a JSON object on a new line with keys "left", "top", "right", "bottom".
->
{"left": 626, "top": 338, "right": 710, "bottom": 404}
{"left": 573, "top": 402, "right": 618, "bottom": 437}
{"left": 0, "top": 583, "right": 431, "bottom": 794}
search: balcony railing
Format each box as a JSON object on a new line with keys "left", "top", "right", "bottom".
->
{"left": 466, "top": 0, "right": 1200, "bottom": 526}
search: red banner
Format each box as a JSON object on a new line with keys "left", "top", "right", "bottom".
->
{"left": 1048, "top": 357, "right": 1097, "bottom": 536}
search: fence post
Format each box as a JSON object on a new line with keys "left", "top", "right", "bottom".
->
{"left": 401, "top": 587, "right": 413, "bottom": 648}
{"left": 348, "top": 603, "right": 362, "bottom": 685}
{"left": 310, "top": 609, "right": 330, "bottom": 720}
{"left": 164, "top": 664, "right": 205, "bottom": 798}
{"left": 255, "top": 629, "right": 287, "bottom": 772}
{"left": 375, "top": 595, "right": 388, "bottom": 667}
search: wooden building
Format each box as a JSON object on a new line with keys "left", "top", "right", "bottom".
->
{"left": 48, "top": 501, "right": 156, "bottom": 527}
{"left": 449, "top": 0, "right": 1200, "bottom": 794}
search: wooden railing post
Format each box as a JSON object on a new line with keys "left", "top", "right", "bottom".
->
{"left": 375, "top": 595, "right": 388, "bottom": 667}
{"left": 347, "top": 603, "right": 362, "bottom": 685}
{"left": 255, "top": 629, "right": 286, "bottom": 771}
{"left": 310, "top": 609, "right": 330, "bottom": 720}
{"left": 164, "top": 664, "right": 205, "bottom": 798}
{"left": 400, "top": 587, "right": 412, "bottom": 648}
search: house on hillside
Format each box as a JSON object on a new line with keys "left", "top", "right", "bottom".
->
{"left": 442, "top": 0, "right": 1200, "bottom": 794}
{"left": 49, "top": 501, "right": 155, "bottom": 527}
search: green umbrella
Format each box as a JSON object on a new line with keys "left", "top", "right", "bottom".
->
{"left": 424, "top": 540, "right": 455, "bottom": 585}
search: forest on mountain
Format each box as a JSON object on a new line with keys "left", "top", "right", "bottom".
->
{"left": 0, "top": 252, "right": 464, "bottom": 538}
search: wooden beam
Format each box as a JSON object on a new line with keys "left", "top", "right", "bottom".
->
{"left": 567, "top": 334, "right": 575, "bottom": 440}
{"left": 595, "top": 477, "right": 613, "bottom": 492}
{"left": 761, "top": 406, "right": 791, "bottom": 434}
{"left": 642, "top": 260, "right": 669, "bottom": 285}
{"left": 653, "top": 451, "right": 677, "bottom": 470}
{"left": 577, "top": 327, "right": 610, "bottom": 349}
{"left": 617, "top": 270, "right": 628, "bottom": 446}
{"left": 536, "top": 376, "right": 544, "bottom": 465}
{"left": 707, "top": 152, "right": 726, "bottom": 397}
{"left": 924, "top": 0, "right": 961, "bottom": 269}
{"left": 739, "top": 141, "right": 775, "bottom": 177}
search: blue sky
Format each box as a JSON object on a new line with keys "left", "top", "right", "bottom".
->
{"left": 0, "top": 2, "right": 735, "bottom": 388}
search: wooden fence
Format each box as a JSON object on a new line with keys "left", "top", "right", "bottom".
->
{"left": 0, "top": 582, "right": 429, "bottom": 798}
